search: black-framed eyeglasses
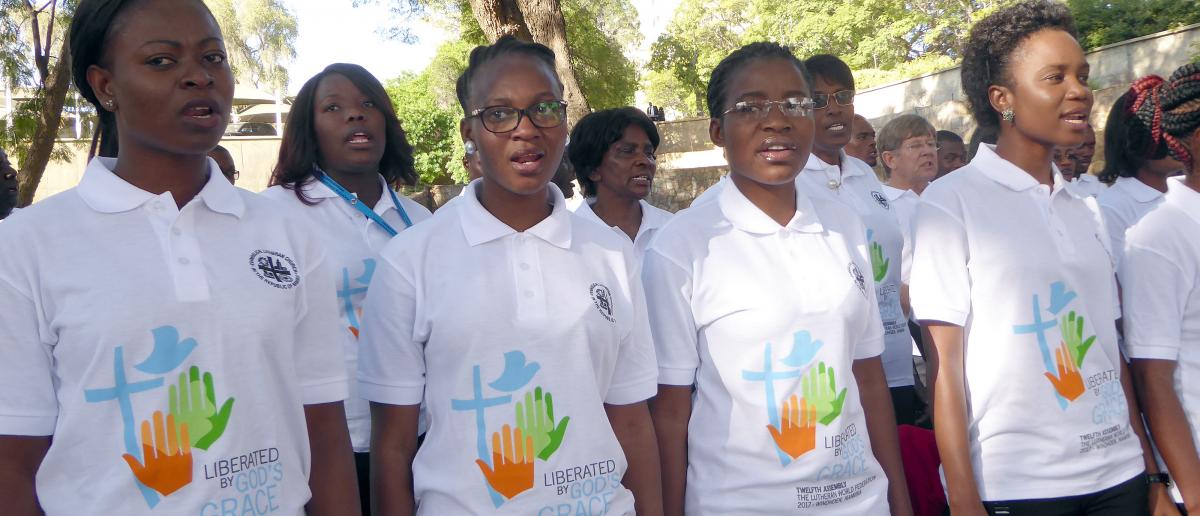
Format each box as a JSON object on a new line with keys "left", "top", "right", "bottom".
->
{"left": 811, "top": 90, "right": 855, "bottom": 110}
{"left": 467, "top": 100, "right": 568, "bottom": 133}
{"left": 721, "top": 97, "right": 816, "bottom": 120}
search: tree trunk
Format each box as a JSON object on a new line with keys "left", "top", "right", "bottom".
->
{"left": 17, "top": 35, "right": 71, "bottom": 207}
{"left": 467, "top": 0, "right": 591, "bottom": 123}
{"left": 467, "top": 0, "right": 532, "bottom": 41}
{"left": 514, "top": 0, "right": 590, "bottom": 123}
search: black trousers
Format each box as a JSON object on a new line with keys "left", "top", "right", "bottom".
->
{"left": 355, "top": 452, "right": 371, "bottom": 516}
{"left": 890, "top": 385, "right": 918, "bottom": 426}
{"left": 980, "top": 473, "right": 1148, "bottom": 516}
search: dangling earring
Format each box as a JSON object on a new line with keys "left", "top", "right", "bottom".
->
{"left": 464, "top": 140, "right": 477, "bottom": 155}
{"left": 1002, "top": 108, "right": 1015, "bottom": 123}
{"left": 564, "top": 135, "right": 571, "bottom": 147}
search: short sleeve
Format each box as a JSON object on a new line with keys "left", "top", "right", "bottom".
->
{"left": 911, "top": 198, "right": 971, "bottom": 326}
{"left": 1099, "top": 203, "right": 1129, "bottom": 268}
{"left": 1119, "top": 243, "right": 1189, "bottom": 360}
{"left": 357, "top": 251, "right": 426, "bottom": 406}
{"left": 0, "top": 276, "right": 57, "bottom": 435}
{"left": 642, "top": 248, "right": 699, "bottom": 386}
{"left": 293, "top": 247, "right": 351, "bottom": 405}
{"left": 854, "top": 239, "right": 886, "bottom": 360}
{"left": 604, "top": 258, "right": 659, "bottom": 405}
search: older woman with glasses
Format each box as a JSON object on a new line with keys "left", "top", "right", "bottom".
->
{"left": 567, "top": 107, "right": 673, "bottom": 258}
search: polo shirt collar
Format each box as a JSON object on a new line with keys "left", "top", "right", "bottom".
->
{"left": 882, "top": 184, "right": 917, "bottom": 202}
{"left": 1114, "top": 176, "right": 1164, "bottom": 203}
{"left": 804, "top": 150, "right": 866, "bottom": 179}
{"left": 1166, "top": 177, "right": 1200, "bottom": 226}
{"left": 303, "top": 171, "right": 401, "bottom": 214}
{"left": 974, "top": 144, "right": 1079, "bottom": 200}
{"left": 718, "top": 177, "right": 824, "bottom": 235}
{"left": 577, "top": 198, "right": 670, "bottom": 235}
{"left": 459, "top": 179, "right": 572, "bottom": 249}
{"left": 78, "top": 156, "right": 244, "bottom": 217}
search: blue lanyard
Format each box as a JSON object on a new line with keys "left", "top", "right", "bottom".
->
{"left": 315, "top": 170, "right": 413, "bottom": 236}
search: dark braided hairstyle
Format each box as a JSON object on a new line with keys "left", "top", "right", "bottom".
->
{"left": 960, "top": 0, "right": 1077, "bottom": 130}
{"left": 1157, "top": 63, "right": 1200, "bottom": 169}
{"left": 1099, "top": 78, "right": 1171, "bottom": 183}
{"left": 455, "top": 35, "right": 561, "bottom": 116}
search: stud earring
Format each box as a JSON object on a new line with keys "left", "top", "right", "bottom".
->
{"left": 104, "top": 99, "right": 115, "bottom": 110}
{"left": 1002, "top": 108, "right": 1015, "bottom": 122}
{"left": 464, "top": 140, "right": 477, "bottom": 155}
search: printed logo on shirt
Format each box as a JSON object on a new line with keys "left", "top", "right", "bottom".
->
{"left": 866, "top": 229, "right": 890, "bottom": 283}
{"left": 82, "top": 327, "right": 262, "bottom": 511}
{"left": 249, "top": 249, "right": 300, "bottom": 290}
{"left": 847, "top": 262, "right": 867, "bottom": 298}
{"left": 589, "top": 283, "right": 616, "bottom": 323}
{"left": 870, "top": 191, "right": 890, "bottom": 210}
{"left": 1013, "top": 282, "right": 1105, "bottom": 408}
{"left": 338, "top": 259, "right": 376, "bottom": 338}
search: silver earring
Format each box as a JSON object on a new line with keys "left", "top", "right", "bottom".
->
{"left": 104, "top": 99, "right": 115, "bottom": 110}
{"left": 565, "top": 135, "right": 570, "bottom": 147}
{"left": 464, "top": 140, "right": 477, "bottom": 155}
{"left": 1002, "top": 108, "right": 1015, "bottom": 122}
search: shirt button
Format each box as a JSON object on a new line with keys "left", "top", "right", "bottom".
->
{"left": 523, "top": 290, "right": 534, "bottom": 298}
{"left": 171, "top": 228, "right": 182, "bottom": 236}
{"left": 519, "top": 263, "right": 530, "bottom": 271}
{"left": 178, "top": 257, "right": 190, "bottom": 265}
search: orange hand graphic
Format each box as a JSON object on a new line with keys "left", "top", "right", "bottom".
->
{"left": 122, "top": 411, "right": 193, "bottom": 496}
{"left": 474, "top": 424, "right": 535, "bottom": 500}
{"left": 1044, "top": 342, "right": 1085, "bottom": 401}
{"left": 767, "top": 395, "right": 817, "bottom": 459}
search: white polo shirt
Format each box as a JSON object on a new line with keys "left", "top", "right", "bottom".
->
{"left": 0, "top": 157, "right": 348, "bottom": 515}
{"left": 882, "top": 185, "right": 920, "bottom": 285}
{"left": 262, "top": 178, "right": 431, "bottom": 452}
{"left": 357, "top": 180, "right": 657, "bottom": 515}
{"left": 1098, "top": 176, "right": 1166, "bottom": 268}
{"left": 690, "top": 174, "right": 729, "bottom": 207}
{"left": 1073, "top": 173, "right": 1107, "bottom": 197}
{"left": 645, "top": 180, "right": 890, "bottom": 515}
{"left": 911, "top": 144, "right": 1143, "bottom": 501}
{"left": 1119, "top": 177, "right": 1200, "bottom": 503}
{"left": 799, "top": 153, "right": 913, "bottom": 389}
{"left": 571, "top": 198, "right": 673, "bottom": 258}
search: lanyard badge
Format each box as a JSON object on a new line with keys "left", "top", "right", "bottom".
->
{"left": 314, "top": 169, "right": 414, "bottom": 236}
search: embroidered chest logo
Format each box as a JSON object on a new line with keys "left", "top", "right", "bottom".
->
{"left": 249, "top": 250, "right": 300, "bottom": 289}
{"left": 871, "top": 191, "right": 890, "bottom": 209}
{"left": 847, "top": 262, "right": 867, "bottom": 297}
{"left": 589, "top": 283, "right": 616, "bottom": 323}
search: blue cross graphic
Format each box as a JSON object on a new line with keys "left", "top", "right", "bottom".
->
{"left": 83, "top": 346, "right": 165, "bottom": 507}
{"left": 742, "top": 342, "right": 802, "bottom": 465}
{"left": 450, "top": 365, "right": 512, "bottom": 507}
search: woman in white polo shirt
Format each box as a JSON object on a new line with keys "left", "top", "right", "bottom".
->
{"left": 1123, "top": 63, "right": 1200, "bottom": 513}
{"left": 911, "top": 1, "right": 1167, "bottom": 514}
{"left": 567, "top": 107, "right": 672, "bottom": 258}
{"left": 358, "top": 36, "right": 662, "bottom": 515}
{"left": 0, "top": 1, "right": 359, "bottom": 514}
{"left": 262, "top": 62, "right": 432, "bottom": 514}
{"left": 1097, "top": 83, "right": 1184, "bottom": 267}
{"left": 646, "top": 41, "right": 912, "bottom": 515}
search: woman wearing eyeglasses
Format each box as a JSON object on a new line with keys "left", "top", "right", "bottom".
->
{"left": 795, "top": 54, "right": 918, "bottom": 426}
{"left": 567, "top": 107, "right": 672, "bottom": 258}
{"left": 646, "top": 41, "right": 911, "bottom": 515}
{"left": 358, "top": 36, "right": 663, "bottom": 515}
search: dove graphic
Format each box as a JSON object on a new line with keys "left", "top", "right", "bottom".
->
{"left": 134, "top": 326, "right": 198, "bottom": 375}
{"left": 488, "top": 351, "right": 540, "bottom": 392}
{"left": 780, "top": 330, "right": 823, "bottom": 367}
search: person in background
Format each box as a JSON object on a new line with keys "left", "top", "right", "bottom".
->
{"left": 935, "top": 129, "right": 966, "bottom": 178}
{"left": 913, "top": 1, "right": 1171, "bottom": 514}
{"left": 361, "top": 35, "right": 663, "bottom": 515}
{"left": 0, "top": 147, "right": 17, "bottom": 219}
{"left": 1097, "top": 83, "right": 1184, "bottom": 267}
{"left": 648, "top": 42, "right": 912, "bottom": 515}
{"left": 0, "top": 1, "right": 360, "bottom": 514}
{"left": 1122, "top": 61, "right": 1200, "bottom": 516}
{"left": 1053, "top": 145, "right": 1079, "bottom": 179}
{"left": 845, "top": 113, "right": 879, "bottom": 167}
{"left": 966, "top": 124, "right": 998, "bottom": 162}
{"left": 568, "top": 107, "right": 673, "bottom": 258}
{"left": 551, "top": 158, "right": 583, "bottom": 210}
{"left": 1072, "top": 124, "right": 1105, "bottom": 194}
{"left": 263, "top": 62, "right": 433, "bottom": 515}
{"left": 207, "top": 144, "right": 237, "bottom": 184}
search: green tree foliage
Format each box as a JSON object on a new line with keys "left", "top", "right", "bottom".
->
{"left": 1069, "top": 0, "right": 1200, "bottom": 51}
{"left": 387, "top": 40, "right": 472, "bottom": 184}
{"left": 203, "top": 0, "right": 298, "bottom": 91}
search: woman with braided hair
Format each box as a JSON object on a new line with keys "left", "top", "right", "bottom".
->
{"left": 910, "top": 1, "right": 1170, "bottom": 514}
{"left": 1098, "top": 77, "right": 1185, "bottom": 267}
{"left": 1123, "top": 62, "right": 1200, "bottom": 514}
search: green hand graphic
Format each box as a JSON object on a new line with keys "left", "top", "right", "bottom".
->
{"left": 801, "top": 362, "right": 847, "bottom": 426}
{"left": 515, "top": 386, "right": 569, "bottom": 461}
{"left": 1060, "top": 310, "right": 1096, "bottom": 367}
{"left": 168, "top": 366, "right": 234, "bottom": 450}
{"left": 870, "top": 241, "right": 889, "bottom": 282}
